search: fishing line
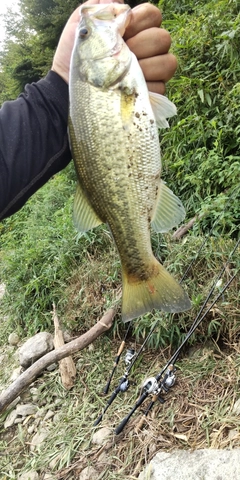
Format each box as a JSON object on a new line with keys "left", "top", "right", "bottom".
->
{"left": 115, "top": 237, "right": 239, "bottom": 434}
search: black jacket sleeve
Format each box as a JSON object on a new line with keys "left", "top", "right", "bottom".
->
{"left": 0, "top": 70, "right": 72, "bottom": 221}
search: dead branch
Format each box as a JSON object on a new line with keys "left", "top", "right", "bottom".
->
{"left": 0, "top": 308, "right": 115, "bottom": 414}
{"left": 172, "top": 213, "right": 205, "bottom": 240}
{"left": 53, "top": 303, "right": 76, "bottom": 390}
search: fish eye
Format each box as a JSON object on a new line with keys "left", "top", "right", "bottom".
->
{"left": 79, "top": 27, "right": 89, "bottom": 39}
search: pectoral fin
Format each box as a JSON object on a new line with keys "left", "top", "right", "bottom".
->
{"left": 73, "top": 182, "right": 103, "bottom": 232}
{"left": 151, "top": 180, "right": 186, "bottom": 233}
{"left": 149, "top": 91, "right": 177, "bottom": 128}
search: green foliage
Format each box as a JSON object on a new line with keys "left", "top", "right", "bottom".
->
{"left": 0, "top": 0, "right": 79, "bottom": 101}
{"left": 20, "top": 0, "right": 79, "bottom": 49}
{"left": 158, "top": 0, "right": 240, "bottom": 235}
{"left": 0, "top": 165, "right": 76, "bottom": 334}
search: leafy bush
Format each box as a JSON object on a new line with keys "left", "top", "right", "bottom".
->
{"left": 158, "top": 0, "right": 240, "bottom": 235}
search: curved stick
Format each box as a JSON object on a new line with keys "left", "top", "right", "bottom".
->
{"left": 0, "top": 308, "right": 115, "bottom": 414}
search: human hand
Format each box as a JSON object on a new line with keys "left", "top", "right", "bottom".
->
{"left": 51, "top": 1, "right": 177, "bottom": 94}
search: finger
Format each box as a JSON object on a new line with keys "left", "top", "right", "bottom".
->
{"left": 124, "top": 3, "right": 162, "bottom": 40}
{"left": 139, "top": 53, "right": 178, "bottom": 83}
{"left": 146, "top": 81, "right": 166, "bottom": 95}
{"left": 126, "top": 27, "right": 171, "bottom": 59}
{"left": 86, "top": 0, "right": 124, "bottom": 4}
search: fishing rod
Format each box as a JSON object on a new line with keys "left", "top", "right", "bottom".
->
{"left": 94, "top": 316, "right": 160, "bottom": 426}
{"left": 103, "top": 322, "right": 132, "bottom": 395}
{"left": 115, "top": 242, "right": 239, "bottom": 434}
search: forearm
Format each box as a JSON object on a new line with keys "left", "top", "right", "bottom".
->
{"left": 0, "top": 71, "right": 72, "bottom": 221}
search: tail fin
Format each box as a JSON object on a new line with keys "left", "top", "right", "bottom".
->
{"left": 122, "top": 259, "right": 191, "bottom": 322}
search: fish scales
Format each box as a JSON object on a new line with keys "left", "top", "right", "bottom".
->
{"left": 69, "top": 3, "right": 191, "bottom": 321}
{"left": 71, "top": 82, "right": 159, "bottom": 273}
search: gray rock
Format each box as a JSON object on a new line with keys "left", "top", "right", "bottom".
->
{"left": 78, "top": 466, "right": 99, "bottom": 480}
{"left": 138, "top": 449, "right": 240, "bottom": 480}
{"left": 27, "top": 424, "right": 36, "bottom": 435}
{"left": 16, "top": 403, "right": 38, "bottom": 417}
{"left": 46, "top": 363, "right": 57, "bottom": 372}
{"left": 92, "top": 427, "right": 112, "bottom": 445}
{"left": 18, "top": 471, "right": 39, "bottom": 480}
{"left": 14, "top": 417, "right": 24, "bottom": 424}
{"left": 8, "top": 332, "right": 20, "bottom": 346}
{"left": 30, "top": 387, "right": 39, "bottom": 402}
{"left": 30, "top": 428, "right": 49, "bottom": 451}
{"left": 10, "top": 367, "right": 22, "bottom": 382}
{"left": 8, "top": 396, "right": 21, "bottom": 409}
{"left": 43, "top": 410, "right": 55, "bottom": 421}
{"left": 19, "top": 332, "right": 53, "bottom": 368}
{"left": 4, "top": 409, "right": 18, "bottom": 428}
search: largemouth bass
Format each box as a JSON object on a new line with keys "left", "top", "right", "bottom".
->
{"left": 68, "top": 3, "right": 191, "bottom": 322}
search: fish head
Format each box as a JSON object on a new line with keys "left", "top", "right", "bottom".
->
{"left": 70, "top": 3, "right": 132, "bottom": 88}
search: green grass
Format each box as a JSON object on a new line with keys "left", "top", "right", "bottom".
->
{"left": 0, "top": 336, "right": 240, "bottom": 478}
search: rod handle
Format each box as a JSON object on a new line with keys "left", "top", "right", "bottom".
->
{"left": 93, "top": 414, "right": 103, "bottom": 426}
{"left": 115, "top": 391, "right": 148, "bottom": 435}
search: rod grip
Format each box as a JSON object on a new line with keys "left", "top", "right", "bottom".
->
{"left": 115, "top": 391, "right": 148, "bottom": 435}
{"left": 93, "top": 413, "right": 103, "bottom": 427}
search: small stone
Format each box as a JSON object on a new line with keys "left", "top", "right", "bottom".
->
{"left": 16, "top": 403, "right": 38, "bottom": 417}
{"left": 30, "top": 388, "right": 39, "bottom": 402}
{"left": 28, "top": 424, "right": 36, "bottom": 435}
{"left": 4, "top": 409, "right": 18, "bottom": 428}
{"left": 8, "top": 396, "right": 21, "bottom": 409}
{"left": 20, "top": 391, "right": 32, "bottom": 403}
{"left": 34, "top": 408, "right": 44, "bottom": 418}
{"left": 48, "top": 453, "right": 62, "bottom": 470}
{"left": 8, "top": 332, "right": 20, "bottom": 346}
{"left": 19, "top": 332, "right": 53, "bottom": 368}
{"left": 78, "top": 466, "right": 98, "bottom": 480}
{"left": 63, "top": 330, "right": 73, "bottom": 343}
{"left": 43, "top": 410, "right": 55, "bottom": 421}
{"left": 53, "top": 412, "right": 61, "bottom": 423}
{"left": 10, "top": 367, "right": 22, "bottom": 382}
{"left": 232, "top": 398, "right": 240, "bottom": 415}
{"left": 46, "top": 363, "right": 57, "bottom": 372}
{"left": 18, "top": 471, "right": 39, "bottom": 480}
{"left": 30, "top": 428, "right": 49, "bottom": 451}
{"left": 228, "top": 429, "right": 239, "bottom": 440}
{"left": 92, "top": 427, "right": 112, "bottom": 445}
{"left": 14, "top": 417, "right": 24, "bottom": 424}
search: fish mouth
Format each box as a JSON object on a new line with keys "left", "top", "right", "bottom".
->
{"left": 80, "top": 3, "right": 131, "bottom": 37}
